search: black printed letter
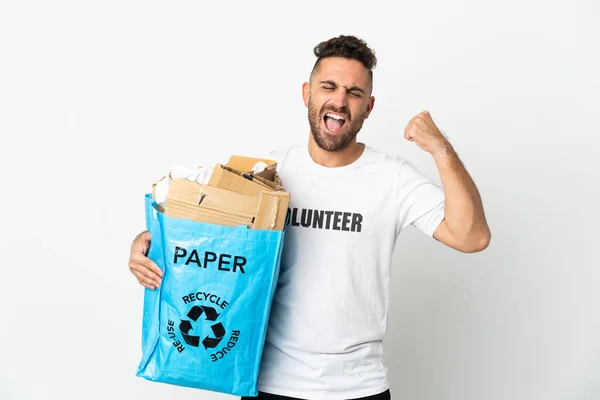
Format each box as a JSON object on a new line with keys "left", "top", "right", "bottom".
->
{"left": 312, "top": 210, "right": 324, "bottom": 229}
{"left": 332, "top": 212, "right": 342, "bottom": 230}
{"left": 324, "top": 211, "right": 334, "bottom": 229}
{"left": 174, "top": 246, "right": 187, "bottom": 264}
{"left": 351, "top": 213, "right": 363, "bottom": 233}
{"left": 204, "top": 251, "right": 217, "bottom": 268}
{"left": 291, "top": 208, "right": 300, "bottom": 226}
{"left": 185, "top": 249, "right": 201, "bottom": 267}
{"left": 218, "top": 253, "right": 231, "bottom": 271}
{"left": 341, "top": 212, "right": 351, "bottom": 231}
{"left": 300, "top": 209, "right": 313, "bottom": 227}
{"left": 233, "top": 256, "right": 246, "bottom": 274}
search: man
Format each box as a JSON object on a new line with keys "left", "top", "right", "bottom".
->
{"left": 129, "top": 35, "right": 491, "bottom": 400}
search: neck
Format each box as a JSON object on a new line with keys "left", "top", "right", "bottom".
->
{"left": 307, "top": 133, "right": 365, "bottom": 168}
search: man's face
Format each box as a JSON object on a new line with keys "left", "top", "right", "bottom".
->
{"left": 303, "top": 57, "right": 375, "bottom": 152}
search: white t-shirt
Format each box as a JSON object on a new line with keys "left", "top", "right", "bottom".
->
{"left": 258, "top": 144, "right": 445, "bottom": 400}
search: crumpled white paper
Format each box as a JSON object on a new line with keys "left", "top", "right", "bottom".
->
{"left": 250, "top": 162, "right": 269, "bottom": 174}
{"left": 154, "top": 166, "right": 214, "bottom": 206}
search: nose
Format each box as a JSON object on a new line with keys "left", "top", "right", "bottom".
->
{"left": 329, "top": 87, "right": 349, "bottom": 108}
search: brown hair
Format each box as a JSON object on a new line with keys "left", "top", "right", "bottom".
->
{"left": 310, "top": 35, "right": 377, "bottom": 88}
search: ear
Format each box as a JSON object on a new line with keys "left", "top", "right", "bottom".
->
{"left": 302, "top": 82, "right": 310, "bottom": 107}
{"left": 364, "top": 96, "right": 375, "bottom": 119}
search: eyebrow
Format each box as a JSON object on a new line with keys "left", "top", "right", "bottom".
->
{"left": 320, "top": 80, "right": 365, "bottom": 94}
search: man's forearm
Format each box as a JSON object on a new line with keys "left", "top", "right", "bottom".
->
{"left": 433, "top": 143, "right": 491, "bottom": 246}
{"left": 403, "top": 110, "right": 490, "bottom": 251}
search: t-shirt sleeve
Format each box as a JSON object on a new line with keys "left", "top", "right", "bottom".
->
{"left": 396, "top": 160, "right": 445, "bottom": 237}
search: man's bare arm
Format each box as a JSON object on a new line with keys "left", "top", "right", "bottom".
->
{"left": 405, "top": 111, "right": 491, "bottom": 253}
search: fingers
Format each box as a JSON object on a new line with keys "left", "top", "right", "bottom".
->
{"left": 404, "top": 120, "right": 415, "bottom": 142}
{"left": 138, "top": 255, "right": 163, "bottom": 281}
{"left": 144, "top": 257, "right": 163, "bottom": 279}
{"left": 133, "top": 231, "right": 151, "bottom": 255}
{"left": 136, "top": 272, "right": 159, "bottom": 290}
{"left": 404, "top": 119, "right": 413, "bottom": 140}
{"left": 404, "top": 112, "right": 422, "bottom": 140}
{"left": 129, "top": 231, "right": 163, "bottom": 290}
{"left": 129, "top": 256, "right": 163, "bottom": 289}
{"left": 405, "top": 111, "right": 433, "bottom": 142}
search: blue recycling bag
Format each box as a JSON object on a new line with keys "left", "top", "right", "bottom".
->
{"left": 136, "top": 194, "right": 285, "bottom": 396}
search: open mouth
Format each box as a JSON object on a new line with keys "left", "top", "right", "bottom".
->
{"left": 323, "top": 112, "right": 346, "bottom": 134}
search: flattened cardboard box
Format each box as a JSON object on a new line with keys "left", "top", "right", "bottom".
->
{"left": 165, "top": 179, "right": 288, "bottom": 231}
{"left": 208, "top": 164, "right": 284, "bottom": 196}
{"left": 208, "top": 156, "right": 284, "bottom": 194}
{"left": 161, "top": 155, "right": 289, "bottom": 231}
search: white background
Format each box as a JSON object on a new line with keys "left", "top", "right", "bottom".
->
{"left": 1, "top": 1, "right": 599, "bottom": 399}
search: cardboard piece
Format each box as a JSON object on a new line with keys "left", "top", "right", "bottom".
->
{"left": 224, "top": 155, "right": 279, "bottom": 182}
{"left": 224, "top": 155, "right": 276, "bottom": 172}
{"left": 163, "top": 178, "right": 289, "bottom": 231}
{"left": 155, "top": 155, "right": 289, "bottom": 231}
{"left": 208, "top": 165, "right": 281, "bottom": 195}
{"left": 254, "top": 191, "right": 289, "bottom": 231}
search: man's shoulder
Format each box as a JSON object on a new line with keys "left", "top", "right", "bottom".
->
{"left": 265, "top": 144, "right": 304, "bottom": 168}
{"left": 363, "top": 145, "right": 437, "bottom": 186}
{"left": 363, "top": 144, "right": 408, "bottom": 170}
